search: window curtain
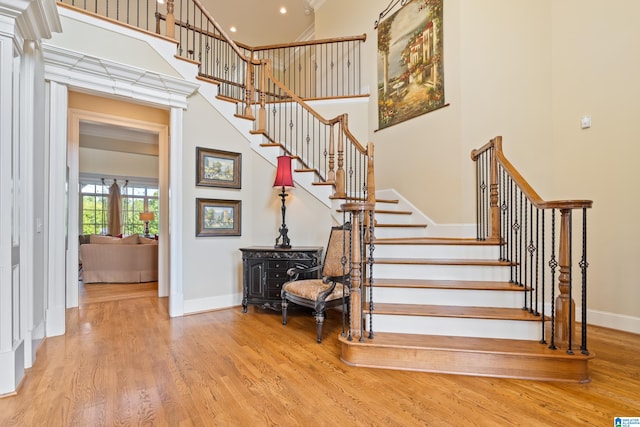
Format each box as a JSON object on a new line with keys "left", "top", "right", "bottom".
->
{"left": 107, "top": 181, "right": 122, "bottom": 236}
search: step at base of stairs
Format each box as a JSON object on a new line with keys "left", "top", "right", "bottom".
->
{"left": 339, "top": 332, "right": 594, "bottom": 382}
{"left": 366, "top": 303, "right": 547, "bottom": 340}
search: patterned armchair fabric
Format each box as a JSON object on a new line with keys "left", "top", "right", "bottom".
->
{"left": 281, "top": 223, "right": 351, "bottom": 343}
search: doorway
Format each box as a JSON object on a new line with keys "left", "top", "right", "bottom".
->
{"left": 67, "top": 101, "right": 170, "bottom": 308}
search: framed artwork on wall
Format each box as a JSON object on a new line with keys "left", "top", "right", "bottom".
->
{"left": 376, "top": 0, "right": 445, "bottom": 130}
{"left": 196, "top": 147, "right": 242, "bottom": 188}
{"left": 196, "top": 198, "right": 241, "bottom": 237}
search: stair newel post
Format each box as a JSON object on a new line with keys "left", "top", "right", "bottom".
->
{"left": 243, "top": 60, "right": 255, "bottom": 119}
{"left": 165, "top": 0, "right": 175, "bottom": 39}
{"left": 489, "top": 137, "right": 501, "bottom": 242}
{"left": 342, "top": 202, "right": 374, "bottom": 341}
{"left": 555, "top": 208, "right": 575, "bottom": 352}
{"left": 328, "top": 124, "right": 335, "bottom": 183}
{"left": 334, "top": 117, "right": 346, "bottom": 198}
{"left": 255, "top": 60, "right": 267, "bottom": 133}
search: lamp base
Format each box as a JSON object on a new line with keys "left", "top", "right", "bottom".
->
{"left": 274, "top": 225, "right": 291, "bottom": 249}
{"left": 274, "top": 187, "right": 291, "bottom": 248}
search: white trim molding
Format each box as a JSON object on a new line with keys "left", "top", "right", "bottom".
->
{"left": 41, "top": 44, "right": 198, "bottom": 109}
{"left": 42, "top": 45, "right": 197, "bottom": 322}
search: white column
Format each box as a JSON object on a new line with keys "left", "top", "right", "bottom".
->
{"left": 0, "top": 33, "right": 18, "bottom": 397}
{"left": 19, "top": 40, "right": 36, "bottom": 369}
{"left": 168, "top": 106, "right": 184, "bottom": 317}
{"left": 45, "top": 80, "right": 67, "bottom": 337}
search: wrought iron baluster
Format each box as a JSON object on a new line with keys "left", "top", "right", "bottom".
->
{"left": 567, "top": 211, "right": 574, "bottom": 355}
{"left": 580, "top": 208, "right": 589, "bottom": 355}
{"left": 548, "top": 209, "right": 557, "bottom": 350}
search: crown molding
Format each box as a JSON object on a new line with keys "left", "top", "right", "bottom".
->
{"left": 41, "top": 44, "right": 199, "bottom": 109}
{"left": 0, "top": 0, "right": 60, "bottom": 53}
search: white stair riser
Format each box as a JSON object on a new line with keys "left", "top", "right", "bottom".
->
{"left": 374, "top": 244, "right": 500, "bottom": 260}
{"left": 373, "top": 264, "right": 511, "bottom": 282}
{"left": 370, "top": 287, "right": 525, "bottom": 308}
{"left": 366, "top": 315, "right": 542, "bottom": 340}
{"left": 375, "top": 213, "right": 415, "bottom": 225}
{"left": 374, "top": 227, "right": 428, "bottom": 239}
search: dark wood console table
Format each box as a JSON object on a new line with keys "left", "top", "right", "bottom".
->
{"left": 240, "top": 246, "right": 323, "bottom": 312}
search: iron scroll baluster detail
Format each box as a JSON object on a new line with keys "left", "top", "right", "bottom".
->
{"left": 580, "top": 208, "right": 590, "bottom": 355}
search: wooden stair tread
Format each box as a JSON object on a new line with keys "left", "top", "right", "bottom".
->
{"left": 374, "top": 237, "right": 501, "bottom": 246}
{"left": 375, "top": 209, "right": 412, "bottom": 215}
{"left": 373, "top": 258, "right": 513, "bottom": 267}
{"left": 195, "top": 74, "right": 220, "bottom": 85}
{"left": 233, "top": 113, "right": 254, "bottom": 121}
{"left": 367, "top": 303, "right": 545, "bottom": 321}
{"left": 348, "top": 332, "right": 593, "bottom": 360}
{"left": 215, "top": 94, "right": 239, "bottom": 104}
{"left": 375, "top": 223, "right": 428, "bottom": 228}
{"left": 369, "top": 278, "right": 528, "bottom": 291}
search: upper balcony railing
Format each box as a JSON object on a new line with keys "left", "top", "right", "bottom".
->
{"left": 244, "top": 35, "right": 367, "bottom": 100}
{"left": 56, "top": 0, "right": 373, "bottom": 205}
{"left": 471, "top": 136, "right": 593, "bottom": 355}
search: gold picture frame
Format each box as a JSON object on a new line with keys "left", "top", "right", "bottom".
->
{"left": 196, "top": 147, "right": 241, "bottom": 188}
{"left": 196, "top": 198, "right": 241, "bottom": 237}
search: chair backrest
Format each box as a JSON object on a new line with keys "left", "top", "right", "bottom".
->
{"left": 321, "top": 223, "right": 352, "bottom": 279}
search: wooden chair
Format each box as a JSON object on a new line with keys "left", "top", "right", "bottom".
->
{"left": 281, "top": 223, "right": 351, "bottom": 343}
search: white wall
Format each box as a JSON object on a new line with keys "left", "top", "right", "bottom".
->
{"left": 180, "top": 93, "right": 332, "bottom": 310}
{"left": 79, "top": 147, "right": 159, "bottom": 178}
{"left": 315, "top": 0, "right": 640, "bottom": 327}
{"left": 47, "top": 15, "right": 333, "bottom": 314}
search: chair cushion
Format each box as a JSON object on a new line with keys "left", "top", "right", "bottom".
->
{"left": 283, "top": 279, "right": 349, "bottom": 301}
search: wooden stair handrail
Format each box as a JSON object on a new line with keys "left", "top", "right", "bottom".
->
{"left": 163, "top": 0, "right": 375, "bottom": 201}
{"left": 471, "top": 135, "right": 592, "bottom": 351}
{"left": 471, "top": 136, "right": 593, "bottom": 210}
{"left": 250, "top": 34, "right": 367, "bottom": 52}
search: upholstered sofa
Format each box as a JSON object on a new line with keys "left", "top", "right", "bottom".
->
{"left": 79, "top": 234, "right": 158, "bottom": 284}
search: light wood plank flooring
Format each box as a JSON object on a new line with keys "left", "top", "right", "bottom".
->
{"left": 1, "top": 286, "right": 638, "bottom": 426}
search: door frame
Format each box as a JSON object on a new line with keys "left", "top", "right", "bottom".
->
{"left": 67, "top": 108, "right": 169, "bottom": 305}
{"left": 43, "top": 44, "right": 198, "bottom": 333}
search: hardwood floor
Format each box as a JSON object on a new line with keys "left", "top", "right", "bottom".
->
{"left": 1, "top": 287, "right": 639, "bottom": 426}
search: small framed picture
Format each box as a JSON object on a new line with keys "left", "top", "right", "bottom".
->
{"left": 196, "top": 198, "right": 241, "bottom": 237}
{"left": 196, "top": 147, "right": 241, "bottom": 189}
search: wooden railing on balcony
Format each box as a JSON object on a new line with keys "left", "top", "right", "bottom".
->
{"left": 245, "top": 35, "right": 367, "bottom": 100}
{"left": 471, "top": 136, "right": 593, "bottom": 354}
{"left": 161, "top": 0, "right": 373, "bottom": 203}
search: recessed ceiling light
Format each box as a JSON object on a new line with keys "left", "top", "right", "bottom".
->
{"left": 230, "top": 26, "right": 237, "bottom": 33}
{"left": 280, "top": 7, "right": 287, "bottom": 14}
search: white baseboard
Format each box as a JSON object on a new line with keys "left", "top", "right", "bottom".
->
{"left": 545, "top": 303, "right": 640, "bottom": 335}
{"left": 45, "top": 305, "right": 65, "bottom": 337}
{"left": 0, "top": 341, "right": 24, "bottom": 396}
{"left": 183, "top": 292, "right": 242, "bottom": 315}
{"left": 582, "top": 308, "right": 640, "bottom": 335}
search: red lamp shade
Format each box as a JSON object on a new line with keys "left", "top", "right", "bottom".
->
{"left": 273, "top": 155, "right": 295, "bottom": 188}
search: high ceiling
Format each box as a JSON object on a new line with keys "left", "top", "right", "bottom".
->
{"left": 200, "top": 0, "right": 316, "bottom": 47}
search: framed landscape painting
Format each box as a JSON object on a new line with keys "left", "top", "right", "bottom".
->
{"left": 377, "top": 0, "right": 444, "bottom": 130}
{"left": 196, "top": 147, "right": 241, "bottom": 188}
{"left": 196, "top": 198, "right": 241, "bottom": 237}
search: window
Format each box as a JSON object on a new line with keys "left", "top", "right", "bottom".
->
{"left": 121, "top": 185, "right": 159, "bottom": 236}
{"left": 80, "top": 178, "right": 159, "bottom": 236}
{"left": 80, "top": 183, "right": 109, "bottom": 235}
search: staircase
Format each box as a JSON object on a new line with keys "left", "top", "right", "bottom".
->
{"left": 56, "top": 0, "right": 594, "bottom": 382}
{"left": 337, "top": 187, "right": 593, "bottom": 382}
